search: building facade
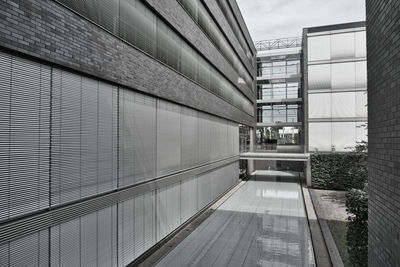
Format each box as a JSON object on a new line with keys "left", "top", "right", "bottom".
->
{"left": 0, "top": 0, "right": 256, "bottom": 266}
{"left": 303, "top": 22, "right": 368, "bottom": 152}
{"left": 255, "top": 38, "right": 303, "bottom": 153}
{"left": 366, "top": 1, "right": 400, "bottom": 266}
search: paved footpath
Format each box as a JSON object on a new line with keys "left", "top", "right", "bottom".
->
{"left": 156, "top": 171, "right": 315, "bottom": 267}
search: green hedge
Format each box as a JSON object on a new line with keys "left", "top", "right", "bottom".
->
{"left": 311, "top": 153, "right": 367, "bottom": 190}
{"left": 346, "top": 188, "right": 368, "bottom": 267}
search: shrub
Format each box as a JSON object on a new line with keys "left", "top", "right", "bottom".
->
{"left": 346, "top": 188, "right": 368, "bottom": 267}
{"left": 311, "top": 153, "right": 367, "bottom": 190}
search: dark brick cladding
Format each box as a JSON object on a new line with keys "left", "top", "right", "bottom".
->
{"left": 145, "top": 0, "right": 254, "bottom": 100}
{"left": 367, "top": 0, "right": 400, "bottom": 266}
{"left": 0, "top": 0, "right": 255, "bottom": 126}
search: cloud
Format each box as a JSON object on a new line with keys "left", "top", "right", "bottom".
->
{"left": 236, "top": 0, "right": 366, "bottom": 41}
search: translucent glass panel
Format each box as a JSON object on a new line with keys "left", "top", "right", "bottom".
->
{"left": 308, "top": 64, "right": 331, "bottom": 89}
{"left": 331, "top": 33, "right": 355, "bottom": 60}
{"left": 0, "top": 53, "right": 51, "bottom": 221}
{"left": 356, "top": 61, "right": 368, "bottom": 88}
{"left": 52, "top": 69, "right": 118, "bottom": 206}
{"left": 309, "top": 93, "right": 331, "bottom": 118}
{"left": 356, "top": 91, "right": 368, "bottom": 117}
{"left": 355, "top": 31, "right": 367, "bottom": 58}
{"left": 308, "top": 31, "right": 366, "bottom": 61}
{"left": 309, "top": 122, "right": 366, "bottom": 152}
{"left": 331, "top": 62, "right": 356, "bottom": 90}
{"left": 308, "top": 35, "right": 331, "bottom": 61}
{"left": 157, "top": 100, "right": 181, "bottom": 176}
{"left": 332, "top": 122, "right": 356, "bottom": 151}
{"left": 332, "top": 92, "right": 356, "bottom": 118}
{"left": 120, "top": 90, "right": 157, "bottom": 186}
{"left": 309, "top": 122, "right": 332, "bottom": 151}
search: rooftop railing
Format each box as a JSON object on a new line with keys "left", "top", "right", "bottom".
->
{"left": 254, "top": 37, "right": 302, "bottom": 51}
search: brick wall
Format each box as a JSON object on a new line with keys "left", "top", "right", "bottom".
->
{"left": 0, "top": 0, "right": 254, "bottom": 125}
{"left": 366, "top": 1, "right": 400, "bottom": 266}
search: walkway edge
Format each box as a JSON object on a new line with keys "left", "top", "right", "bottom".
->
{"left": 309, "top": 189, "right": 345, "bottom": 267}
{"left": 136, "top": 180, "right": 246, "bottom": 267}
{"left": 302, "top": 184, "right": 333, "bottom": 267}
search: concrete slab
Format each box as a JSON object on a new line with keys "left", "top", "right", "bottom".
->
{"left": 156, "top": 171, "right": 315, "bottom": 267}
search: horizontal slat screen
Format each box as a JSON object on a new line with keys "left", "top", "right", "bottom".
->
{"left": 0, "top": 53, "right": 51, "bottom": 222}
{"left": 1, "top": 162, "right": 239, "bottom": 266}
{"left": 0, "top": 50, "right": 240, "bottom": 266}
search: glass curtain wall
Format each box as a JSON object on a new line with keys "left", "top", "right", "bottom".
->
{"left": 257, "top": 82, "right": 300, "bottom": 100}
{"left": 257, "top": 60, "right": 300, "bottom": 78}
{"left": 257, "top": 104, "right": 302, "bottom": 123}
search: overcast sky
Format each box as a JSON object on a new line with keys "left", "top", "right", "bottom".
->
{"left": 236, "top": 0, "right": 366, "bottom": 42}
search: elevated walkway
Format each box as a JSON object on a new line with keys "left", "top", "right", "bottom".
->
{"left": 155, "top": 171, "right": 315, "bottom": 267}
{"left": 240, "top": 152, "right": 312, "bottom": 186}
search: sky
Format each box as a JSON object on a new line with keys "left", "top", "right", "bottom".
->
{"left": 236, "top": 0, "right": 366, "bottom": 42}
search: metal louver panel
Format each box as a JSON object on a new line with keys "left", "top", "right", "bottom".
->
{"left": 52, "top": 69, "right": 118, "bottom": 206}
{"left": 98, "top": 82, "right": 118, "bottom": 193}
{"left": 81, "top": 77, "right": 99, "bottom": 199}
{"left": 59, "top": 218, "right": 80, "bottom": 267}
{"left": 166, "top": 182, "right": 181, "bottom": 233}
{"left": 51, "top": 69, "right": 82, "bottom": 206}
{"left": 134, "top": 194, "right": 145, "bottom": 258}
{"left": 157, "top": 100, "right": 181, "bottom": 176}
{"left": 180, "top": 176, "right": 198, "bottom": 223}
{"left": 180, "top": 107, "right": 198, "bottom": 170}
{"left": 132, "top": 92, "right": 156, "bottom": 184}
{"left": 143, "top": 191, "right": 156, "bottom": 251}
{"left": 198, "top": 171, "right": 211, "bottom": 210}
{"left": 118, "top": 198, "right": 135, "bottom": 266}
{"left": 0, "top": 52, "right": 51, "bottom": 222}
{"left": 198, "top": 112, "right": 211, "bottom": 164}
{"left": 98, "top": 206, "right": 117, "bottom": 267}
{"left": 80, "top": 212, "right": 97, "bottom": 267}
{"left": 156, "top": 187, "right": 167, "bottom": 242}
{"left": 9, "top": 230, "right": 48, "bottom": 267}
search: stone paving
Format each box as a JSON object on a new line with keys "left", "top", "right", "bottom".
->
{"left": 156, "top": 171, "right": 315, "bottom": 267}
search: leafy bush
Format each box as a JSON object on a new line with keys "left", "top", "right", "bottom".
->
{"left": 346, "top": 188, "right": 368, "bottom": 267}
{"left": 311, "top": 153, "right": 367, "bottom": 190}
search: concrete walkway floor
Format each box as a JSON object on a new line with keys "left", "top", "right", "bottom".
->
{"left": 156, "top": 171, "right": 315, "bottom": 267}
